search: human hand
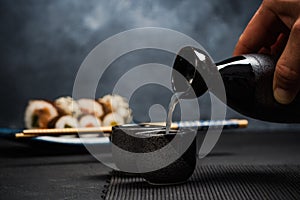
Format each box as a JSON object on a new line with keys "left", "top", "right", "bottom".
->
{"left": 233, "top": 0, "right": 300, "bottom": 104}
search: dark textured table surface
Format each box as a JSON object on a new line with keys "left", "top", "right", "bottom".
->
{"left": 0, "top": 128, "right": 300, "bottom": 200}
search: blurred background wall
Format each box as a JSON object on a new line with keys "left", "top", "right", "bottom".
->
{"left": 1, "top": 0, "right": 296, "bottom": 130}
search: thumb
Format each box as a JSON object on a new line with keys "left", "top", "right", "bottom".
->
{"left": 273, "top": 21, "right": 300, "bottom": 104}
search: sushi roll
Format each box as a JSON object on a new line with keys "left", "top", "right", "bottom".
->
{"left": 100, "top": 94, "right": 129, "bottom": 110}
{"left": 79, "top": 115, "right": 102, "bottom": 128}
{"left": 25, "top": 100, "right": 58, "bottom": 129}
{"left": 115, "top": 107, "right": 132, "bottom": 124}
{"left": 51, "top": 115, "right": 79, "bottom": 129}
{"left": 54, "top": 96, "right": 82, "bottom": 118}
{"left": 77, "top": 98, "right": 104, "bottom": 118}
{"left": 98, "top": 94, "right": 132, "bottom": 123}
{"left": 102, "top": 112, "right": 124, "bottom": 126}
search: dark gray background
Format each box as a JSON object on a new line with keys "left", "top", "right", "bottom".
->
{"left": 0, "top": 0, "right": 296, "bottom": 130}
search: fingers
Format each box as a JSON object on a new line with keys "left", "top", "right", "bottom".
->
{"left": 234, "top": 0, "right": 300, "bottom": 105}
{"left": 233, "top": 4, "right": 285, "bottom": 56}
{"left": 273, "top": 20, "right": 300, "bottom": 104}
{"left": 270, "top": 33, "right": 288, "bottom": 59}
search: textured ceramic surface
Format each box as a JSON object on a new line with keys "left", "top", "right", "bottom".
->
{"left": 112, "top": 125, "right": 196, "bottom": 185}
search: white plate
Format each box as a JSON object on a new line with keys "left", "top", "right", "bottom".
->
{"left": 0, "top": 128, "right": 110, "bottom": 146}
{"left": 33, "top": 136, "right": 110, "bottom": 145}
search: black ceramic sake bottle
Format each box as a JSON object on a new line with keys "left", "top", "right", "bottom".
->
{"left": 172, "top": 46, "right": 300, "bottom": 123}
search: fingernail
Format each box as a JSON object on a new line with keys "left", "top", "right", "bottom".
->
{"left": 274, "top": 87, "right": 294, "bottom": 104}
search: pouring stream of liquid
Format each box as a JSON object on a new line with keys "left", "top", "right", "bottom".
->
{"left": 165, "top": 92, "right": 185, "bottom": 134}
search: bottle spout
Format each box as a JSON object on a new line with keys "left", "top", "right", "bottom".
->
{"left": 172, "top": 46, "right": 216, "bottom": 99}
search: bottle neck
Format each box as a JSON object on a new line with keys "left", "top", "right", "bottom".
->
{"left": 216, "top": 56, "right": 250, "bottom": 71}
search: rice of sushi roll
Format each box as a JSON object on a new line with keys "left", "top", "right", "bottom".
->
{"left": 98, "top": 94, "right": 132, "bottom": 123}
{"left": 25, "top": 100, "right": 58, "bottom": 129}
{"left": 100, "top": 94, "right": 129, "bottom": 110}
{"left": 102, "top": 112, "right": 125, "bottom": 126}
{"left": 54, "top": 96, "right": 82, "bottom": 118}
{"left": 52, "top": 115, "right": 79, "bottom": 129}
{"left": 115, "top": 107, "right": 132, "bottom": 123}
{"left": 77, "top": 99, "right": 104, "bottom": 118}
{"left": 79, "top": 115, "right": 102, "bottom": 128}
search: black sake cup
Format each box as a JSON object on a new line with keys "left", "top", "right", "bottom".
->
{"left": 111, "top": 125, "right": 197, "bottom": 185}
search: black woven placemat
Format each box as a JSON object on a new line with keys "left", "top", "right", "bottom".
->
{"left": 103, "top": 165, "right": 300, "bottom": 200}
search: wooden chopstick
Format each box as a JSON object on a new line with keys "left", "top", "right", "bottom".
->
{"left": 23, "top": 126, "right": 112, "bottom": 134}
{"left": 15, "top": 127, "right": 112, "bottom": 138}
{"left": 15, "top": 119, "right": 248, "bottom": 138}
{"left": 140, "top": 119, "right": 249, "bottom": 129}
